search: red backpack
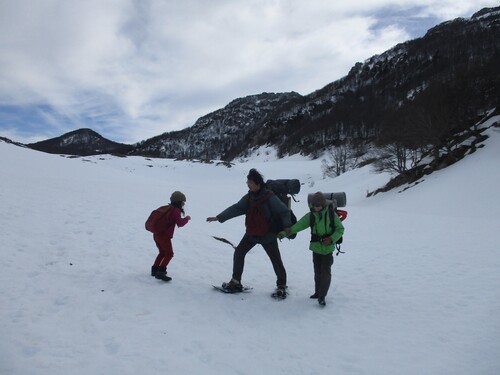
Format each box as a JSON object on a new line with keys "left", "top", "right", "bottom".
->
{"left": 145, "top": 205, "right": 173, "bottom": 233}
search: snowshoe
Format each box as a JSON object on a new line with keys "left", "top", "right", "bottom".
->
{"left": 271, "top": 286, "right": 288, "bottom": 300}
{"left": 213, "top": 285, "right": 252, "bottom": 294}
{"left": 221, "top": 279, "right": 243, "bottom": 292}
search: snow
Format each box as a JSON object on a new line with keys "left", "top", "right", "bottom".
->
{"left": 1, "top": 125, "right": 499, "bottom": 375}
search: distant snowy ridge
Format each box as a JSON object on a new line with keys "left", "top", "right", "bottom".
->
{"left": 15, "top": 6, "right": 500, "bottom": 164}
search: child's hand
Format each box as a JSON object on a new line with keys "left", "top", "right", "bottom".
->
{"left": 321, "top": 237, "right": 332, "bottom": 245}
{"left": 186, "top": 215, "right": 191, "bottom": 221}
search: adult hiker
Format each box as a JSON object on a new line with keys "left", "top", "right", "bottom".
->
{"left": 206, "top": 168, "right": 292, "bottom": 298}
{"left": 150, "top": 191, "right": 191, "bottom": 281}
{"left": 279, "top": 192, "right": 344, "bottom": 306}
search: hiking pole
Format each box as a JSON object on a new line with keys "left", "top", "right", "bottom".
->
{"left": 212, "top": 236, "right": 236, "bottom": 249}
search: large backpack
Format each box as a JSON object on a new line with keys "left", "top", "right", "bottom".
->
{"left": 145, "top": 205, "right": 173, "bottom": 233}
{"left": 266, "top": 179, "right": 300, "bottom": 238}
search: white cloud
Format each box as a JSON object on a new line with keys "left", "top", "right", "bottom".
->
{"left": 0, "top": 0, "right": 497, "bottom": 143}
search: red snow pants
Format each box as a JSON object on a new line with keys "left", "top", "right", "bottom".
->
{"left": 153, "top": 232, "right": 174, "bottom": 268}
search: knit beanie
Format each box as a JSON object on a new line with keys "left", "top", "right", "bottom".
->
{"left": 170, "top": 191, "right": 186, "bottom": 203}
{"left": 311, "top": 192, "right": 326, "bottom": 207}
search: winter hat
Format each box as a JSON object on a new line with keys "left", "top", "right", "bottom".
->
{"left": 170, "top": 191, "right": 186, "bottom": 203}
{"left": 247, "top": 168, "right": 265, "bottom": 186}
{"left": 311, "top": 192, "right": 326, "bottom": 207}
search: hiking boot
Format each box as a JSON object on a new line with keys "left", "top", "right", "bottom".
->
{"left": 155, "top": 273, "right": 172, "bottom": 282}
{"left": 274, "top": 285, "right": 288, "bottom": 298}
{"left": 151, "top": 266, "right": 159, "bottom": 277}
{"left": 318, "top": 297, "right": 326, "bottom": 306}
{"left": 154, "top": 267, "right": 172, "bottom": 282}
{"left": 310, "top": 293, "right": 318, "bottom": 299}
{"left": 222, "top": 279, "right": 242, "bottom": 292}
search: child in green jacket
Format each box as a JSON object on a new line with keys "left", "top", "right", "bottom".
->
{"left": 279, "top": 192, "right": 344, "bottom": 306}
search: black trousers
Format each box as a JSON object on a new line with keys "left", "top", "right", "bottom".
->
{"left": 313, "top": 252, "right": 334, "bottom": 298}
{"left": 232, "top": 236, "right": 287, "bottom": 287}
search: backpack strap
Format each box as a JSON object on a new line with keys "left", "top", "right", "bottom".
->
{"left": 310, "top": 204, "right": 344, "bottom": 255}
{"left": 328, "top": 204, "right": 336, "bottom": 235}
{"left": 309, "top": 205, "right": 335, "bottom": 236}
{"left": 310, "top": 208, "right": 334, "bottom": 242}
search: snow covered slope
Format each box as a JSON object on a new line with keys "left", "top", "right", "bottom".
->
{"left": 1, "top": 123, "right": 499, "bottom": 374}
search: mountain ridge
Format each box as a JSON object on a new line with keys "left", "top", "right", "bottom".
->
{"left": 11, "top": 6, "right": 500, "bottom": 161}
{"left": 28, "top": 128, "right": 132, "bottom": 156}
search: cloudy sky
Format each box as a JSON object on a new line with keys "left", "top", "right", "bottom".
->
{"left": 0, "top": 0, "right": 497, "bottom": 144}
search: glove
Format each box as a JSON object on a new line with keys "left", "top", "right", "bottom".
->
{"left": 321, "top": 237, "right": 332, "bottom": 245}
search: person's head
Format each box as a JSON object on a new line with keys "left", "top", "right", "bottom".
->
{"left": 311, "top": 192, "right": 326, "bottom": 211}
{"left": 170, "top": 191, "right": 186, "bottom": 210}
{"left": 246, "top": 168, "right": 265, "bottom": 192}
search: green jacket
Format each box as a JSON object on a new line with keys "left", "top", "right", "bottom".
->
{"left": 280, "top": 206, "right": 344, "bottom": 255}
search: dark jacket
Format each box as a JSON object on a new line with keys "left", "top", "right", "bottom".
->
{"left": 217, "top": 188, "right": 291, "bottom": 244}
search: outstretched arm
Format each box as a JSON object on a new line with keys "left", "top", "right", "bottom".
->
{"left": 278, "top": 212, "right": 311, "bottom": 238}
{"left": 172, "top": 209, "right": 190, "bottom": 227}
{"left": 207, "top": 195, "right": 248, "bottom": 223}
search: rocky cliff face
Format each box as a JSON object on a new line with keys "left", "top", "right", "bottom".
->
{"left": 131, "top": 7, "right": 500, "bottom": 160}
{"left": 130, "top": 92, "right": 302, "bottom": 160}
{"left": 267, "top": 6, "right": 500, "bottom": 157}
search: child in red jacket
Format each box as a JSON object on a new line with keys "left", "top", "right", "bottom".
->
{"left": 151, "top": 191, "right": 191, "bottom": 281}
